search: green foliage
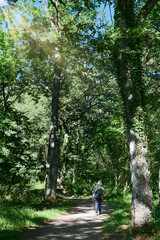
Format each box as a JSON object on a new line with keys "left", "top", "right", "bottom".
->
{"left": 0, "top": 185, "right": 74, "bottom": 239}
{"left": 64, "top": 176, "right": 94, "bottom": 196}
{"left": 0, "top": 0, "right": 160, "bottom": 233}
{"left": 103, "top": 192, "right": 160, "bottom": 239}
{"left": 102, "top": 192, "right": 132, "bottom": 239}
{"left": 60, "top": 75, "right": 130, "bottom": 193}
{"left": 0, "top": 105, "right": 32, "bottom": 185}
{"left": 14, "top": 93, "right": 50, "bottom": 181}
{"left": 103, "top": 192, "right": 132, "bottom": 228}
{"left": 0, "top": 92, "right": 50, "bottom": 185}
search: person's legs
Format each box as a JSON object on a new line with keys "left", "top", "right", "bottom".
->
{"left": 98, "top": 198, "right": 102, "bottom": 214}
{"left": 95, "top": 197, "right": 98, "bottom": 214}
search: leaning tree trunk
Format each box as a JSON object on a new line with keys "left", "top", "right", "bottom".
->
{"left": 45, "top": 65, "right": 61, "bottom": 199}
{"left": 114, "top": 0, "right": 153, "bottom": 229}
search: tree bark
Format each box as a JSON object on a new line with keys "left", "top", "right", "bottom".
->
{"left": 136, "top": 0, "right": 159, "bottom": 26}
{"left": 129, "top": 129, "right": 153, "bottom": 228}
{"left": 114, "top": 0, "right": 154, "bottom": 229}
{"left": 45, "top": 65, "right": 61, "bottom": 199}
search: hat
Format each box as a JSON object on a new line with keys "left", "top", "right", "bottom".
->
{"left": 97, "top": 180, "right": 102, "bottom": 185}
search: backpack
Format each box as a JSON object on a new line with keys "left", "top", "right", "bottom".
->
{"left": 95, "top": 185, "right": 103, "bottom": 198}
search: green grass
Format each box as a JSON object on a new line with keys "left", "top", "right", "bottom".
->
{"left": 26, "top": 181, "right": 45, "bottom": 190}
{"left": 0, "top": 186, "right": 74, "bottom": 239}
{"left": 102, "top": 192, "right": 132, "bottom": 240}
{"left": 102, "top": 192, "right": 160, "bottom": 240}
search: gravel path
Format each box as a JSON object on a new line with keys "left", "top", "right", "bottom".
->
{"left": 20, "top": 196, "right": 112, "bottom": 240}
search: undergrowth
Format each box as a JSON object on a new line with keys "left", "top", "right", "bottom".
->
{"left": 102, "top": 192, "right": 160, "bottom": 240}
{"left": 0, "top": 183, "right": 74, "bottom": 239}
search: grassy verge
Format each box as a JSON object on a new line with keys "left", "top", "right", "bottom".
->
{"left": 102, "top": 192, "right": 160, "bottom": 240}
{"left": 0, "top": 183, "right": 74, "bottom": 239}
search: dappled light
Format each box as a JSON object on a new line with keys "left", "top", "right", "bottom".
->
{"left": 0, "top": 0, "right": 160, "bottom": 239}
{"left": 20, "top": 198, "right": 112, "bottom": 240}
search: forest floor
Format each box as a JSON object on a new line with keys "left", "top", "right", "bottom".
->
{"left": 20, "top": 196, "right": 112, "bottom": 240}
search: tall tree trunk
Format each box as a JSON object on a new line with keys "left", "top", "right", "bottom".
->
{"left": 45, "top": 65, "right": 61, "bottom": 199}
{"left": 45, "top": 142, "right": 50, "bottom": 196}
{"left": 114, "top": 0, "right": 153, "bottom": 228}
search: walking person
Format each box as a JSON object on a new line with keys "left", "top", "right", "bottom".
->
{"left": 93, "top": 181, "right": 104, "bottom": 215}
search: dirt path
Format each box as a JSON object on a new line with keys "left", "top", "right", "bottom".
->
{"left": 20, "top": 196, "right": 112, "bottom": 240}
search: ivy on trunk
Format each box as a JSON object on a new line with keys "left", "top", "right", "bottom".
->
{"left": 113, "top": 0, "right": 158, "bottom": 229}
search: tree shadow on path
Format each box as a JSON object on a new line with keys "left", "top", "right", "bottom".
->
{"left": 20, "top": 196, "right": 112, "bottom": 240}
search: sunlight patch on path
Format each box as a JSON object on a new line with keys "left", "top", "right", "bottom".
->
{"left": 21, "top": 197, "right": 112, "bottom": 240}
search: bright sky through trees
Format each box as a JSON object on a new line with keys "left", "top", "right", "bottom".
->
{"left": 0, "top": 0, "right": 114, "bottom": 25}
{"left": 0, "top": 0, "right": 7, "bottom": 6}
{"left": 0, "top": 0, "right": 7, "bottom": 7}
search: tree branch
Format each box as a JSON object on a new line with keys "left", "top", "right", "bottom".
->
{"left": 38, "top": 0, "right": 56, "bottom": 30}
{"left": 136, "top": 0, "right": 159, "bottom": 26}
{"left": 50, "top": 0, "right": 60, "bottom": 30}
{"left": 108, "top": 2, "right": 113, "bottom": 25}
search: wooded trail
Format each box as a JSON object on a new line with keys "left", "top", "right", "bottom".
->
{"left": 20, "top": 197, "right": 112, "bottom": 240}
